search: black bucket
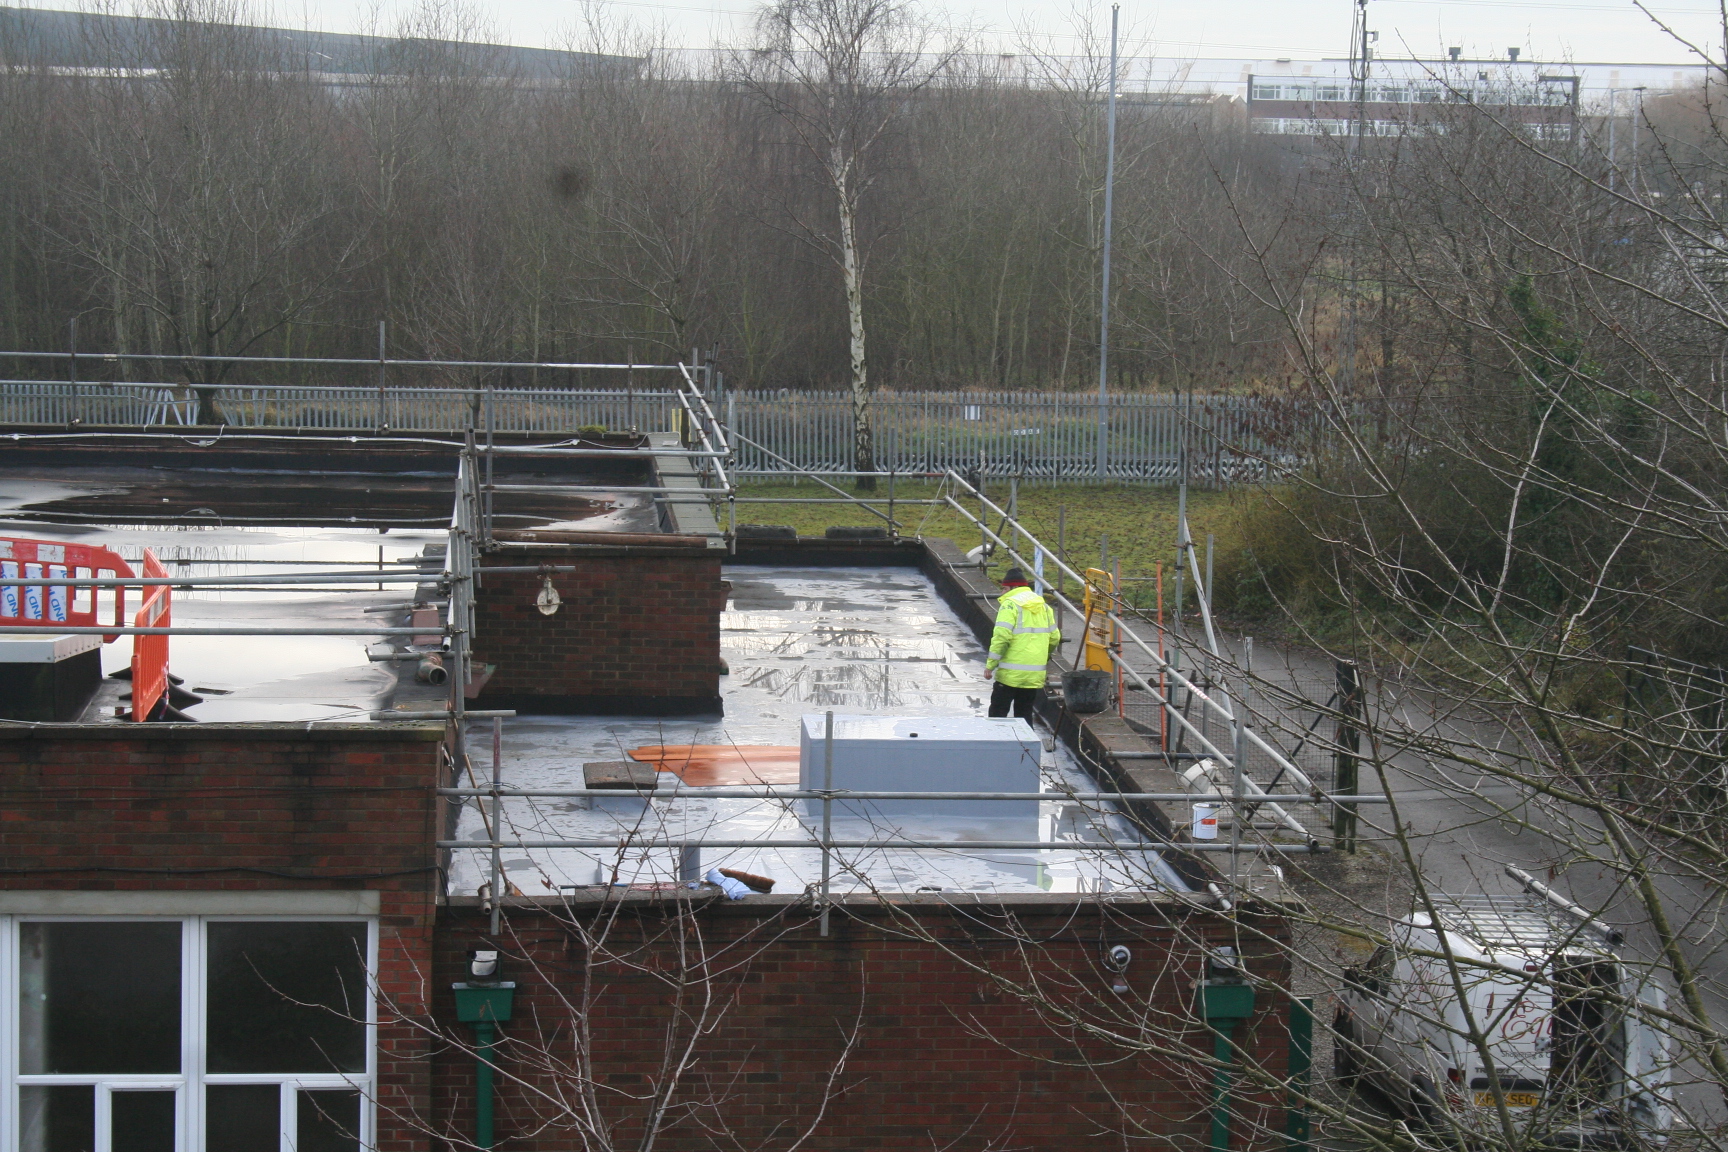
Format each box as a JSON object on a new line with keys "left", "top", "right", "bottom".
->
{"left": 1061, "top": 669, "right": 1113, "bottom": 713}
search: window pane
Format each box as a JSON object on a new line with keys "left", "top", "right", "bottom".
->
{"left": 110, "top": 1091, "right": 176, "bottom": 1152}
{"left": 205, "top": 1084, "right": 279, "bottom": 1152}
{"left": 19, "top": 922, "right": 182, "bottom": 1074}
{"left": 19, "top": 1085, "right": 94, "bottom": 1152}
{"left": 297, "top": 1090, "right": 362, "bottom": 1152}
{"left": 207, "top": 922, "right": 367, "bottom": 1073}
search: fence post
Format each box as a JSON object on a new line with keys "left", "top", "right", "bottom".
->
{"left": 67, "top": 316, "right": 79, "bottom": 425}
{"left": 1332, "top": 660, "right": 1362, "bottom": 852}
{"left": 375, "top": 319, "right": 387, "bottom": 431}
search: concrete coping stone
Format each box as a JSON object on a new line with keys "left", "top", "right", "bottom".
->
{"left": 0, "top": 890, "right": 383, "bottom": 916}
{"left": 0, "top": 721, "right": 445, "bottom": 741}
{"left": 442, "top": 890, "right": 1274, "bottom": 914}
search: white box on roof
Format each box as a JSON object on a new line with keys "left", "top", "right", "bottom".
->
{"left": 798, "top": 714, "right": 1042, "bottom": 819}
{"left": 0, "top": 633, "right": 102, "bottom": 663}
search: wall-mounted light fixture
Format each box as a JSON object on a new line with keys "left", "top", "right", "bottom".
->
{"left": 1103, "top": 944, "right": 1132, "bottom": 994}
{"left": 535, "top": 575, "right": 561, "bottom": 616}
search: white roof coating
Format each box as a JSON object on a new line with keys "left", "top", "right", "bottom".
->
{"left": 447, "top": 566, "right": 1192, "bottom": 898}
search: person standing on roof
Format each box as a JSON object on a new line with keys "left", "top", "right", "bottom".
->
{"left": 984, "top": 567, "right": 1061, "bottom": 719}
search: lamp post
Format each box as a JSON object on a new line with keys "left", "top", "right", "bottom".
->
{"left": 1096, "top": 3, "right": 1120, "bottom": 480}
{"left": 452, "top": 950, "right": 516, "bottom": 1150}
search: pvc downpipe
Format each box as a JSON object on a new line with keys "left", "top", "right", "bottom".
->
{"left": 474, "top": 1021, "right": 499, "bottom": 1150}
{"left": 1210, "top": 1020, "right": 1238, "bottom": 1152}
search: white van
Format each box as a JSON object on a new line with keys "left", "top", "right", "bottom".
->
{"left": 1334, "top": 869, "right": 1673, "bottom": 1146}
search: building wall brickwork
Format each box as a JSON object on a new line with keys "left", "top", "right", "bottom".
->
{"left": 471, "top": 545, "right": 726, "bottom": 715}
{"left": 0, "top": 724, "right": 447, "bottom": 1152}
{"left": 430, "top": 897, "right": 1294, "bottom": 1152}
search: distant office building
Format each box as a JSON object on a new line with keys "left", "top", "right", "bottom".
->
{"left": 0, "top": 4, "right": 636, "bottom": 81}
{"left": 980, "top": 51, "right": 1708, "bottom": 140}
{"left": 1241, "top": 56, "right": 1706, "bottom": 139}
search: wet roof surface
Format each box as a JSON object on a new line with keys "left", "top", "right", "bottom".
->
{"left": 0, "top": 466, "right": 654, "bottom": 720}
{"left": 0, "top": 464, "right": 658, "bottom": 532}
{"left": 447, "top": 565, "right": 1190, "bottom": 898}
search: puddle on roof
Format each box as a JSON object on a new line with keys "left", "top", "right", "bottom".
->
{"left": 0, "top": 465, "right": 656, "bottom": 533}
{"left": 1, "top": 462, "right": 661, "bottom": 719}
{"left": 9, "top": 513, "right": 440, "bottom": 722}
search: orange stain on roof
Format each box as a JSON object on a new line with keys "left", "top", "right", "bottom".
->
{"left": 626, "top": 745, "right": 801, "bottom": 786}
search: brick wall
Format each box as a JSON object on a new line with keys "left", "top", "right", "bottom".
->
{"left": 0, "top": 724, "right": 447, "bottom": 1152}
{"left": 472, "top": 545, "right": 727, "bottom": 715}
{"left": 430, "top": 895, "right": 1295, "bottom": 1152}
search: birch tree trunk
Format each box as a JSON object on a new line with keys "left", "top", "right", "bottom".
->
{"left": 834, "top": 148, "right": 876, "bottom": 490}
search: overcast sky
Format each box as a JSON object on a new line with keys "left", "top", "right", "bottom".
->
{"left": 277, "top": 0, "right": 1721, "bottom": 65}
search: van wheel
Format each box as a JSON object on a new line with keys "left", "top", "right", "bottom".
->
{"left": 1332, "top": 1014, "right": 1362, "bottom": 1092}
{"left": 1408, "top": 1078, "right": 1443, "bottom": 1130}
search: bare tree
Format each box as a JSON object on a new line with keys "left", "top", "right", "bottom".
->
{"left": 729, "top": 0, "right": 957, "bottom": 486}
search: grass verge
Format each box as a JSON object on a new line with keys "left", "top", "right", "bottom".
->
{"left": 731, "top": 479, "right": 1247, "bottom": 609}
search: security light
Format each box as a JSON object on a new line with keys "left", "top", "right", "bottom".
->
{"left": 1104, "top": 944, "right": 1132, "bottom": 993}
{"left": 1206, "top": 946, "right": 1241, "bottom": 977}
{"left": 535, "top": 576, "right": 561, "bottom": 616}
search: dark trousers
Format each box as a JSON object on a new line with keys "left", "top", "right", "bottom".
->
{"left": 988, "top": 681, "right": 1039, "bottom": 720}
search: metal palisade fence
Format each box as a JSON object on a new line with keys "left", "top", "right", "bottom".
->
{"left": 725, "top": 390, "right": 1295, "bottom": 482}
{"left": 0, "top": 376, "right": 1306, "bottom": 482}
{"left": 0, "top": 381, "right": 682, "bottom": 434}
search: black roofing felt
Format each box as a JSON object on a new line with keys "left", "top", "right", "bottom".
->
{"left": 0, "top": 5, "right": 636, "bottom": 77}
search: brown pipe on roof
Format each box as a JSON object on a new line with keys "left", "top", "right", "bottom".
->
{"left": 488, "top": 530, "right": 711, "bottom": 548}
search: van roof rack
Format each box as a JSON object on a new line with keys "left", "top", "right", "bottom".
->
{"left": 1418, "top": 867, "right": 1623, "bottom": 952}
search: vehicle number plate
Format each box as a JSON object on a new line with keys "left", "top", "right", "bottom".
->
{"left": 1474, "top": 1092, "right": 1541, "bottom": 1108}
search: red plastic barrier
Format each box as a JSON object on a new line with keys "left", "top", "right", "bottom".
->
{"left": 0, "top": 536, "right": 137, "bottom": 641}
{"left": 129, "top": 550, "right": 170, "bottom": 722}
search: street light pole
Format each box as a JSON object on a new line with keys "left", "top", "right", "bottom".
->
{"left": 1096, "top": 3, "right": 1120, "bottom": 481}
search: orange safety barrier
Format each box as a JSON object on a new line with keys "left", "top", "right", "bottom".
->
{"left": 0, "top": 535, "right": 137, "bottom": 641}
{"left": 129, "top": 550, "right": 171, "bottom": 722}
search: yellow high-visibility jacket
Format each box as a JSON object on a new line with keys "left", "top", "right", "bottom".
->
{"left": 986, "top": 586, "right": 1061, "bottom": 688}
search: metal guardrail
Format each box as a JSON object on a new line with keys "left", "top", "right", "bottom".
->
{"left": 937, "top": 470, "right": 1331, "bottom": 865}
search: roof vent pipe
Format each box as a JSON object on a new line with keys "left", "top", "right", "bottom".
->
{"left": 1448, "top": 46, "right": 1461, "bottom": 61}
{"left": 1509, "top": 47, "right": 1521, "bottom": 61}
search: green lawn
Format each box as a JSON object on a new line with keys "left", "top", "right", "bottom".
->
{"left": 730, "top": 479, "right": 1245, "bottom": 610}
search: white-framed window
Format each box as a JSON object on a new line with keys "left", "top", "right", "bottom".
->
{"left": 2, "top": 916, "right": 376, "bottom": 1152}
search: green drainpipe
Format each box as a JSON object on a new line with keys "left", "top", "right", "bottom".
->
{"left": 1200, "top": 980, "right": 1256, "bottom": 1152}
{"left": 453, "top": 981, "right": 516, "bottom": 1149}
{"left": 1286, "top": 997, "right": 1313, "bottom": 1152}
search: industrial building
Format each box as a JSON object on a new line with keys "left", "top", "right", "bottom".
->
{"left": 0, "top": 355, "right": 1315, "bottom": 1151}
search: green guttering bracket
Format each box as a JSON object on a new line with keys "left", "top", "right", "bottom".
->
{"left": 1200, "top": 981, "right": 1257, "bottom": 1152}
{"left": 453, "top": 982, "right": 516, "bottom": 1150}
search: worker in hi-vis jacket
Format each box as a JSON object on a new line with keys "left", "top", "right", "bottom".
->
{"left": 984, "top": 567, "right": 1061, "bottom": 719}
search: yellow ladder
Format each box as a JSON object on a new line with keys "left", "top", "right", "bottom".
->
{"left": 1080, "top": 567, "right": 1117, "bottom": 672}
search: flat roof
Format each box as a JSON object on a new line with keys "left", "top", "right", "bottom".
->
{"left": 0, "top": 463, "right": 655, "bottom": 722}
{"left": 444, "top": 565, "right": 1194, "bottom": 898}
